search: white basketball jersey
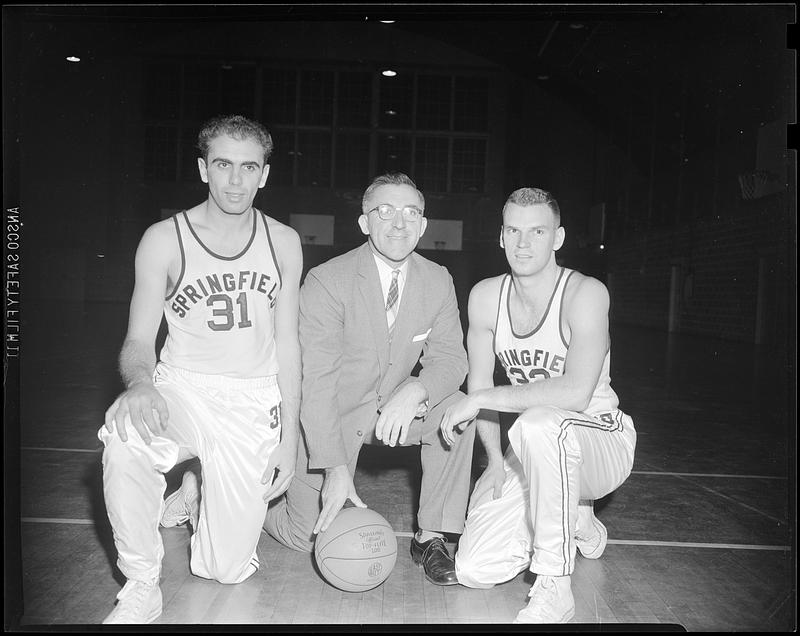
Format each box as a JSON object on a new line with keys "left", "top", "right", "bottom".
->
{"left": 160, "top": 209, "right": 281, "bottom": 378}
{"left": 493, "top": 268, "right": 619, "bottom": 415}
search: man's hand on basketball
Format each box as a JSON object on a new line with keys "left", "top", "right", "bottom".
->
{"left": 376, "top": 383, "right": 427, "bottom": 447}
{"left": 104, "top": 382, "right": 169, "bottom": 445}
{"left": 314, "top": 465, "right": 366, "bottom": 535}
{"left": 261, "top": 434, "right": 298, "bottom": 503}
{"left": 440, "top": 395, "right": 479, "bottom": 447}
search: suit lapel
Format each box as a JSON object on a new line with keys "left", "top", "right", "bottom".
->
{"left": 357, "top": 244, "right": 390, "bottom": 373}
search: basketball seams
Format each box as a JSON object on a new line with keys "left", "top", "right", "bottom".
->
{"left": 319, "top": 550, "right": 398, "bottom": 563}
{"left": 315, "top": 522, "right": 393, "bottom": 553}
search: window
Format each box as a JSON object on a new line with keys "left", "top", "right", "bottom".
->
{"left": 454, "top": 76, "right": 489, "bottom": 131}
{"left": 262, "top": 69, "right": 297, "bottom": 125}
{"left": 296, "top": 131, "right": 332, "bottom": 187}
{"left": 338, "top": 72, "right": 373, "bottom": 127}
{"left": 379, "top": 73, "right": 413, "bottom": 129}
{"left": 415, "top": 137, "right": 449, "bottom": 193}
{"left": 143, "top": 63, "right": 492, "bottom": 192}
{"left": 416, "top": 75, "right": 451, "bottom": 131}
{"left": 452, "top": 138, "right": 486, "bottom": 193}
{"left": 377, "top": 134, "right": 412, "bottom": 175}
{"left": 219, "top": 67, "right": 256, "bottom": 118}
{"left": 299, "top": 70, "right": 334, "bottom": 126}
{"left": 335, "top": 133, "right": 371, "bottom": 189}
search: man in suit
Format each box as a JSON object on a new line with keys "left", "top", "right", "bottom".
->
{"left": 264, "top": 172, "right": 475, "bottom": 585}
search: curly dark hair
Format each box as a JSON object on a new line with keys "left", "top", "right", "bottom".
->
{"left": 196, "top": 115, "right": 273, "bottom": 164}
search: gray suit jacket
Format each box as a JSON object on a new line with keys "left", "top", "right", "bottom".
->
{"left": 298, "top": 242, "right": 467, "bottom": 470}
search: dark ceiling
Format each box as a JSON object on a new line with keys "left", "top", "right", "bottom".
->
{"left": 6, "top": 4, "right": 796, "bottom": 169}
{"left": 394, "top": 5, "right": 795, "bottom": 164}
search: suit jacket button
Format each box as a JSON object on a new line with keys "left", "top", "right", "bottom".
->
{"left": 356, "top": 430, "right": 363, "bottom": 437}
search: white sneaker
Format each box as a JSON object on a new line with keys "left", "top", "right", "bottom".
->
{"left": 102, "top": 578, "right": 162, "bottom": 624}
{"left": 161, "top": 471, "right": 200, "bottom": 531}
{"left": 514, "top": 575, "right": 575, "bottom": 624}
{"left": 576, "top": 511, "right": 608, "bottom": 559}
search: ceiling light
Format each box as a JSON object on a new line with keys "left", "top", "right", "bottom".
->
{"left": 385, "top": 109, "right": 397, "bottom": 116}
{"left": 381, "top": 69, "right": 397, "bottom": 77}
{"left": 380, "top": 20, "right": 395, "bottom": 24}
{"left": 66, "top": 56, "right": 80, "bottom": 63}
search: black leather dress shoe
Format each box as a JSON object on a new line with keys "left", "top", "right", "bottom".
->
{"left": 410, "top": 536, "right": 459, "bottom": 586}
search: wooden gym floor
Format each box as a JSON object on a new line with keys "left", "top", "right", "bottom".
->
{"left": 8, "top": 299, "right": 795, "bottom": 630}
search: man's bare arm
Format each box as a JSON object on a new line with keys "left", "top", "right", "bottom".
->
{"left": 262, "top": 223, "right": 303, "bottom": 501}
{"left": 104, "top": 223, "right": 173, "bottom": 444}
{"left": 470, "top": 276, "right": 610, "bottom": 414}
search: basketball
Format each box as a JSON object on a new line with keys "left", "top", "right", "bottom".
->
{"left": 314, "top": 507, "right": 398, "bottom": 592}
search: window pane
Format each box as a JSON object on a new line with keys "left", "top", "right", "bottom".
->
{"left": 415, "top": 137, "right": 448, "bottom": 192}
{"left": 335, "top": 133, "right": 370, "bottom": 189}
{"left": 262, "top": 69, "right": 297, "bottom": 125}
{"left": 297, "top": 131, "right": 331, "bottom": 187}
{"left": 265, "top": 128, "right": 295, "bottom": 186}
{"left": 219, "top": 67, "right": 256, "bottom": 118}
{"left": 452, "top": 138, "right": 486, "bottom": 193}
{"left": 379, "top": 73, "right": 412, "bottom": 128}
{"left": 144, "top": 63, "right": 180, "bottom": 121}
{"left": 416, "top": 74, "right": 451, "bottom": 131}
{"left": 144, "top": 125, "right": 177, "bottom": 180}
{"left": 299, "top": 70, "right": 334, "bottom": 126}
{"left": 454, "top": 76, "right": 488, "bottom": 132}
{"left": 183, "top": 65, "right": 222, "bottom": 122}
{"left": 338, "top": 72, "right": 373, "bottom": 127}
{"left": 377, "top": 134, "right": 412, "bottom": 175}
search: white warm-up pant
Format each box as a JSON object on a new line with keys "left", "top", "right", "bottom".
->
{"left": 456, "top": 406, "right": 636, "bottom": 588}
{"left": 98, "top": 363, "right": 282, "bottom": 585}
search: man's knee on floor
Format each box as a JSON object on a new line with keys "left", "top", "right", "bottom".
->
{"left": 210, "top": 559, "right": 258, "bottom": 585}
{"left": 454, "top": 549, "right": 499, "bottom": 590}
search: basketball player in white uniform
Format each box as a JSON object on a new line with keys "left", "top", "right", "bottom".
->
{"left": 99, "top": 115, "right": 302, "bottom": 624}
{"left": 440, "top": 187, "right": 636, "bottom": 624}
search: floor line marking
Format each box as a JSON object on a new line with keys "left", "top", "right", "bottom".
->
{"left": 634, "top": 460, "right": 787, "bottom": 523}
{"left": 21, "top": 447, "right": 101, "bottom": 453}
{"left": 16, "top": 448, "right": 789, "bottom": 483}
{"left": 632, "top": 470, "right": 785, "bottom": 480}
{"left": 671, "top": 474, "right": 785, "bottom": 524}
{"left": 21, "top": 517, "right": 95, "bottom": 525}
{"left": 23, "top": 519, "right": 789, "bottom": 552}
{"left": 608, "top": 539, "right": 790, "bottom": 551}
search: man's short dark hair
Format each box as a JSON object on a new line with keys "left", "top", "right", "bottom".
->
{"left": 362, "top": 172, "right": 426, "bottom": 211}
{"left": 197, "top": 115, "right": 273, "bottom": 164}
{"left": 503, "top": 187, "right": 561, "bottom": 225}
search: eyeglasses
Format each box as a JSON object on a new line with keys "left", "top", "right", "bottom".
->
{"left": 368, "top": 204, "right": 424, "bottom": 222}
